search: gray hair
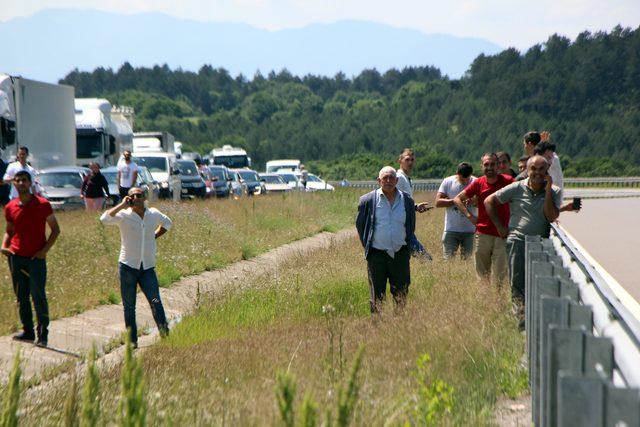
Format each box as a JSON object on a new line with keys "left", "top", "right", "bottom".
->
{"left": 378, "top": 166, "right": 397, "bottom": 179}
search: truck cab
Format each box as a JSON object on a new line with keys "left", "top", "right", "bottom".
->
{"left": 210, "top": 145, "right": 251, "bottom": 169}
{"left": 74, "top": 98, "right": 119, "bottom": 167}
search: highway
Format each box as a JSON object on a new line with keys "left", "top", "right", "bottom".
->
{"left": 560, "top": 197, "right": 640, "bottom": 305}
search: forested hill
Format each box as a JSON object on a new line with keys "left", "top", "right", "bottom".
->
{"left": 61, "top": 26, "right": 640, "bottom": 178}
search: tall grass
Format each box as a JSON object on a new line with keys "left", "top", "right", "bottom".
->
{"left": 0, "top": 190, "right": 359, "bottom": 335}
{"left": 0, "top": 351, "right": 21, "bottom": 427}
{"left": 17, "top": 206, "right": 527, "bottom": 425}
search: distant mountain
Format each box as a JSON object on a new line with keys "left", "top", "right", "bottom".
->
{"left": 1, "top": 9, "right": 503, "bottom": 83}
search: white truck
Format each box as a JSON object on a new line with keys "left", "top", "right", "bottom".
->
{"left": 75, "top": 98, "right": 131, "bottom": 167}
{"left": 0, "top": 74, "right": 76, "bottom": 169}
{"left": 133, "top": 131, "right": 175, "bottom": 153}
{"left": 210, "top": 145, "right": 251, "bottom": 168}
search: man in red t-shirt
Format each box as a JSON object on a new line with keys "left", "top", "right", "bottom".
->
{"left": 453, "top": 153, "right": 514, "bottom": 286}
{"left": 2, "top": 170, "right": 60, "bottom": 346}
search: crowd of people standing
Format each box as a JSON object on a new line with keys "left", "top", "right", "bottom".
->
{"left": 357, "top": 131, "right": 579, "bottom": 328}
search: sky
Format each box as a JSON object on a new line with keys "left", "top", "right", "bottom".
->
{"left": 1, "top": 0, "right": 640, "bottom": 50}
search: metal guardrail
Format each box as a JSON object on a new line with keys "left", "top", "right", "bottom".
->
{"left": 524, "top": 227, "right": 640, "bottom": 426}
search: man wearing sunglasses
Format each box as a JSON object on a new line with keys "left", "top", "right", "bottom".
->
{"left": 100, "top": 187, "right": 172, "bottom": 347}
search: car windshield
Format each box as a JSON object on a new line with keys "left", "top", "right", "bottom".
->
{"left": 102, "top": 171, "right": 117, "bottom": 184}
{"left": 132, "top": 156, "right": 167, "bottom": 173}
{"left": 213, "top": 155, "right": 249, "bottom": 168}
{"left": 261, "top": 175, "right": 285, "bottom": 184}
{"left": 279, "top": 174, "right": 298, "bottom": 183}
{"left": 139, "top": 168, "right": 153, "bottom": 182}
{"left": 208, "top": 168, "right": 228, "bottom": 181}
{"left": 238, "top": 170, "right": 259, "bottom": 182}
{"left": 76, "top": 135, "right": 103, "bottom": 159}
{"left": 177, "top": 160, "right": 199, "bottom": 176}
{"left": 38, "top": 172, "right": 82, "bottom": 189}
{"left": 307, "top": 174, "right": 322, "bottom": 183}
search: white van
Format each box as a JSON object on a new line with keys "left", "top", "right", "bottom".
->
{"left": 131, "top": 152, "right": 181, "bottom": 201}
{"left": 265, "top": 159, "right": 301, "bottom": 173}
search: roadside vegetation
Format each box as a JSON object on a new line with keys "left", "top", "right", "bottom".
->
{"left": 0, "top": 190, "right": 357, "bottom": 335}
{"left": 13, "top": 207, "right": 527, "bottom": 425}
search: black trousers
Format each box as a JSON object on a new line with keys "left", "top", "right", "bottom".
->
{"left": 119, "top": 186, "right": 131, "bottom": 199}
{"left": 9, "top": 255, "right": 49, "bottom": 337}
{"left": 366, "top": 246, "right": 410, "bottom": 313}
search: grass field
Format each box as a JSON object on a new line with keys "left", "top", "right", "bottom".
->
{"left": 0, "top": 191, "right": 358, "bottom": 335}
{"left": 15, "top": 202, "right": 527, "bottom": 426}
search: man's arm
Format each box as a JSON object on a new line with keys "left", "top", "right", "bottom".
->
{"left": 543, "top": 176, "right": 560, "bottom": 223}
{"left": 131, "top": 169, "right": 138, "bottom": 186}
{"left": 154, "top": 210, "right": 173, "bottom": 239}
{"left": 484, "top": 194, "right": 508, "bottom": 238}
{"left": 100, "top": 196, "right": 130, "bottom": 224}
{"left": 32, "top": 214, "right": 60, "bottom": 259}
{"left": 453, "top": 192, "right": 477, "bottom": 225}
{"left": 1, "top": 222, "right": 15, "bottom": 256}
{"left": 155, "top": 227, "right": 168, "bottom": 239}
{"left": 435, "top": 192, "right": 454, "bottom": 208}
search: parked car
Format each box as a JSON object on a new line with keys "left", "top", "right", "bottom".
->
{"left": 294, "top": 172, "right": 335, "bottom": 191}
{"left": 208, "top": 165, "right": 233, "bottom": 198}
{"left": 37, "top": 166, "right": 90, "bottom": 210}
{"left": 234, "top": 169, "right": 265, "bottom": 195}
{"left": 276, "top": 171, "right": 304, "bottom": 191}
{"left": 131, "top": 152, "right": 181, "bottom": 200}
{"left": 259, "top": 173, "right": 290, "bottom": 193}
{"left": 176, "top": 159, "right": 206, "bottom": 198}
{"left": 102, "top": 166, "right": 155, "bottom": 204}
{"left": 228, "top": 170, "right": 247, "bottom": 197}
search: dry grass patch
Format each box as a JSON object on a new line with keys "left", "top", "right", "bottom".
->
{"left": 0, "top": 190, "right": 358, "bottom": 335}
{"left": 18, "top": 209, "right": 527, "bottom": 425}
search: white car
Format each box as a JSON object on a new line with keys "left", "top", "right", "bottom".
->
{"left": 276, "top": 171, "right": 304, "bottom": 191}
{"left": 294, "top": 172, "right": 334, "bottom": 191}
{"left": 259, "top": 173, "right": 291, "bottom": 193}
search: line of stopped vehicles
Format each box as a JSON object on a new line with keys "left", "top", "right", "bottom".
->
{"left": 36, "top": 153, "right": 335, "bottom": 210}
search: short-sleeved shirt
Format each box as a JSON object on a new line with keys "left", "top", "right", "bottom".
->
{"left": 494, "top": 179, "right": 562, "bottom": 240}
{"left": 4, "top": 196, "right": 53, "bottom": 257}
{"left": 437, "top": 175, "right": 476, "bottom": 233}
{"left": 3, "top": 162, "right": 37, "bottom": 199}
{"left": 464, "top": 174, "right": 514, "bottom": 236}
{"left": 396, "top": 169, "right": 413, "bottom": 197}
{"left": 117, "top": 161, "right": 138, "bottom": 188}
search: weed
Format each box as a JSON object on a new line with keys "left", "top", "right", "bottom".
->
{"left": 63, "top": 374, "right": 79, "bottom": 427}
{"left": 118, "top": 336, "right": 147, "bottom": 427}
{"left": 80, "top": 346, "right": 100, "bottom": 427}
{"left": 336, "top": 347, "right": 365, "bottom": 427}
{"left": 1, "top": 351, "right": 21, "bottom": 427}
{"left": 275, "top": 371, "right": 297, "bottom": 427}
{"left": 412, "top": 353, "right": 455, "bottom": 425}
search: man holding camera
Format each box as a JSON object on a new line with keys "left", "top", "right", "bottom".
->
{"left": 100, "top": 187, "right": 172, "bottom": 347}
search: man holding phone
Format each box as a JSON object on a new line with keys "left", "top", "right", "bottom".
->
{"left": 100, "top": 187, "right": 172, "bottom": 347}
{"left": 484, "top": 155, "right": 561, "bottom": 326}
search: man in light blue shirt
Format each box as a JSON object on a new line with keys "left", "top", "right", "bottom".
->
{"left": 356, "top": 167, "right": 416, "bottom": 313}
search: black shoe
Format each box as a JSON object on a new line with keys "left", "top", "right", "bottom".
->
{"left": 12, "top": 331, "right": 35, "bottom": 343}
{"left": 36, "top": 338, "right": 48, "bottom": 347}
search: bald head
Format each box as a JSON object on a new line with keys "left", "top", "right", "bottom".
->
{"left": 527, "top": 155, "right": 549, "bottom": 170}
{"left": 378, "top": 166, "right": 396, "bottom": 179}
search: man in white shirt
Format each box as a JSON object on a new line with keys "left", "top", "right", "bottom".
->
{"left": 117, "top": 150, "right": 139, "bottom": 200}
{"left": 100, "top": 186, "right": 172, "bottom": 347}
{"left": 3, "top": 146, "right": 37, "bottom": 199}
{"left": 435, "top": 162, "right": 476, "bottom": 259}
{"left": 396, "top": 148, "right": 431, "bottom": 259}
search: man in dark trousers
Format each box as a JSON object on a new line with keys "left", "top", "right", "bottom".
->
{"left": 356, "top": 166, "right": 416, "bottom": 314}
{"left": 1, "top": 170, "right": 60, "bottom": 346}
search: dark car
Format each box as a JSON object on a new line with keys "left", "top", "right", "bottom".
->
{"left": 208, "top": 165, "right": 233, "bottom": 198}
{"left": 176, "top": 159, "right": 206, "bottom": 198}
{"left": 235, "top": 169, "right": 265, "bottom": 196}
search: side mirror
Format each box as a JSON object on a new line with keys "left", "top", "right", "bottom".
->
{"left": 172, "top": 168, "right": 180, "bottom": 175}
{"left": 109, "top": 141, "right": 116, "bottom": 155}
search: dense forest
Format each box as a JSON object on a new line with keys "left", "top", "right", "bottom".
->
{"left": 61, "top": 26, "right": 640, "bottom": 178}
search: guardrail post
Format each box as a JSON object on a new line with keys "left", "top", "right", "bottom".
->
{"left": 557, "top": 374, "right": 604, "bottom": 427}
{"left": 605, "top": 385, "right": 640, "bottom": 426}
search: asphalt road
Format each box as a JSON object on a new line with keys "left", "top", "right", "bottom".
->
{"left": 560, "top": 198, "right": 640, "bottom": 304}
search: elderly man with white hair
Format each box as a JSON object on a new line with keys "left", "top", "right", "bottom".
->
{"left": 484, "top": 155, "right": 562, "bottom": 326}
{"left": 356, "top": 166, "right": 416, "bottom": 313}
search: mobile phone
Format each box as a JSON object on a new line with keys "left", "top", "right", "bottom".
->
{"left": 128, "top": 197, "right": 134, "bottom": 206}
{"left": 572, "top": 197, "right": 582, "bottom": 210}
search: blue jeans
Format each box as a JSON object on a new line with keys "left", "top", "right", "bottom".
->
{"left": 119, "top": 263, "right": 169, "bottom": 344}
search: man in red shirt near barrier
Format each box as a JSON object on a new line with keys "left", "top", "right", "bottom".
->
{"left": 454, "top": 153, "right": 514, "bottom": 286}
{"left": 1, "top": 170, "right": 60, "bottom": 347}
